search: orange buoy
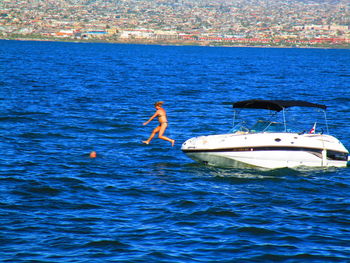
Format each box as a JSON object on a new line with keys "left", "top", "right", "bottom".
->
{"left": 89, "top": 151, "right": 97, "bottom": 158}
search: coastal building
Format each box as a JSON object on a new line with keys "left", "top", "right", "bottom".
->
{"left": 0, "top": 0, "right": 349, "bottom": 47}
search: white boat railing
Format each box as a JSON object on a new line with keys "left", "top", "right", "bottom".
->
{"left": 231, "top": 108, "right": 330, "bottom": 135}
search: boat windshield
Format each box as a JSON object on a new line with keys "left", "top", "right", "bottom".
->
{"left": 230, "top": 120, "right": 285, "bottom": 133}
{"left": 250, "top": 120, "right": 285, "bottom": 133}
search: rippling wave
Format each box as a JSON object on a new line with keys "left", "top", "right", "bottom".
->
{"left": 0, "top": 40, "right": 349, "bottom": 262}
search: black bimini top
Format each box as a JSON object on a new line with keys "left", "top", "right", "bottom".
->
{"left": 231, "top": 99, "right": 327, "bottom": 112}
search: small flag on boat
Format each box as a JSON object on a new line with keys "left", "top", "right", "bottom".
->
{"left": 309, "top": 122, "right": 316, "bottom": 134}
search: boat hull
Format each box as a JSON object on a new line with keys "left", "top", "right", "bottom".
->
{"left": 181, "top": 132, "right": 349, "bottom": 169}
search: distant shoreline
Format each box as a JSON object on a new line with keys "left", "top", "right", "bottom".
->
{"left": 1, "top": 37, "right": 349, "bottom": 50}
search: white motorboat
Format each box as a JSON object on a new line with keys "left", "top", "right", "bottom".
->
{"left": 181, "top": 99, "right": 349, "bottom": 169}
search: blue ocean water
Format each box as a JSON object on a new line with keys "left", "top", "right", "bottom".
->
{"left": 0, "top": 40, "right": 350, "bottom": 262}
